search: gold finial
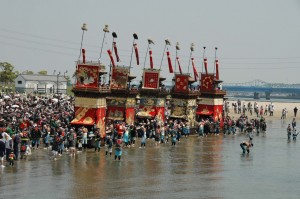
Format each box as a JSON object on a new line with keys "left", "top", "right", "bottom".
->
{"left": 190, "top": 43, "right": 195, "bottom": 52}
{"left": 81, "top": 23, "right": 87, "bottom": 31}
{"left": 148, "top": 38, "right": 155, "bottom": 45}
{"left": 103, "top": 24, "right": 109, "bottom": 33}
{"left": 165, "top": 39, "right": 171, "bottom": 46}
{"left": 176, "top": 42, "right": 180, "bottom": 50}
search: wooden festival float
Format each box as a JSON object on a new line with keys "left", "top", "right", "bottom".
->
{"left": 71, "top": 23, "right": 226, "bottom": 134}
{"left": 169, "top": 43, "right": 199, "bottom": 127}
{"left": 71, "top": 25, "right": 140, "bottom": 136}
{"left": 105, "top": 31, "right": 139, "bottom": 126}
{"left": 196, "top": 47, "right": 226, "bottom": 124}
{"left": 71, "top": 57, "right": 108, "bottom": 137}
{"left": 135, "top": 39, "right": 169, "bottom": 125}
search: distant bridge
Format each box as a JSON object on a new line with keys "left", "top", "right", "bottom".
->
{"left": 222, "top": 86, "right": 300, "bottom": 94}
{"left": 131, "top": 79, "right": 300, "bottom": 94}
{"left": 223, "top": 79, "right": 300, "bottom": 88}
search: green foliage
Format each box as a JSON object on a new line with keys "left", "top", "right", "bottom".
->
{"left": 0, "top": 62, "right": 18, "bottom": 85}
{"left": 22, "top": 70, "right": 34, "bottom": 75}
{"left": 38, "top": 70, "right": 47, "bottom": 75}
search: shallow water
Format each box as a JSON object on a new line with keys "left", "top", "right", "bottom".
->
{"left": 1, "top": 119, "right": 300, "bottom": 199}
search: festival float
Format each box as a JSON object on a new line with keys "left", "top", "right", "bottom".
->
{"left": 71, "top": 23, "right": 226, "bottom": 133}
{"left": 196, "top": 47, "right": 226, "bottom": 124}
{"left": 169, "top": 43, "right": 199, "bottom": 127}
{"left": 135, "top": 39, "right": 168, "bottom": 124}
{"left": 71, "top": 24, "right": 108, "bottom": 137}
{"left": 105, "top": 32, "right": 138, "bottom": 126}
{"left": 71, "top": 24, "right": 139, "bottom": 136}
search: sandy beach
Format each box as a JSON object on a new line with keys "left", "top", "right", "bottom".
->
{"left": 226, "top": 99, "right": 300, "bottom": 120}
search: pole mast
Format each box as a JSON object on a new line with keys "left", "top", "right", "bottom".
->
{"left": 108, "top": 32, "right": 117, "bottom": 83}
{"left": 214, "top": 47, "right": 218, "bottom": 74}
{"left": 159, "top": 39, "right": 171, "bottom": 70}
{"left": 143, "top": 38, "right": 154, "bottom": 69}
{"left": 187, "top": 43, "right": 194, "bottom": 74}
{"left": 98, "top": 25, "right": 110, "bottom": 63}
{"left": 202, "top": 46, "right": 206, "bottom": 73}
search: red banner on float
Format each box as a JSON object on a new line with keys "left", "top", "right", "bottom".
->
{"left": 126, "top": 107, "right": 135, "bottom": 125}
{"left": 191, "top": 58, "right": 198, "bottom": 81}
{"left": 176, "top": 57, "right": 182, "bottom": 74}
{"left": 96, "top": 108, "right": 106, "bottom": 137}
{"left": 76, "top": 65, "right": 99, "bottom": 88}
{"left": 156, "top": 107, "right": 165, "bottom": 123}
{"left": 215, "top": 60, "right": 219, "bottom": 80}
{"left": 110, "top": 66, "right": 129, "bottom": 89}
{"left": 174, "top": 74, "right": 189, "bottom": 93}
{"left": 167, "top": 51, "right": 173, "bottom": 73}
{"left": 200, "top": 73, "right": 214, "bottom": 91}
{"left": 143, "top": 70, "right": 160, "bottom": 89}
{"left": 134, "top": 44, "right": 139, "bottom": 65}
{"left": 71, "top": 107, "right": 96, "bottom": 125}
{"left": 213, "top": 105, "right": 223, "bottom": 122}
{"left": 196, "top": 104, "right": 214, "bottom": 116}
{"left": 196, "top": 104, "right": 223, "bottom": 124}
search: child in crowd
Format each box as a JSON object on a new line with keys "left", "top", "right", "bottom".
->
{"left": 44, "top": 132, "right": 50, "bottom": 149}
{"left": 139, "top": 130, "right": 146, "bottom": 148}
{"left": 25, "top": 144, "right": 32, "bottom": 157}
{"left": 114, "top": 136, "right": 123, "bottom": 161}
{"left": 293, "top": 128, "right": 299, "bottom": 141}
{"left": 94, "top": 132, "right": 101, "bottom": 152}
{"left": 105, "top": 136, "right": 113, "bottom": 156}
{"left": 9, "top": 152, "right": 15, "bottom": 166}
{"left": 171, "top": 132, "right": 177, "bottom": 146}
{"left": 287, "top": 124, "right": 292, "bottom": 140}
{"left": 50, "top": 135, "right": 59, "bottom": 160}
{"left": 123, "top": 128, "right": 130, "bottom": 147}
{"left": 77, "top": 140, "right": 83, "bottom": 152}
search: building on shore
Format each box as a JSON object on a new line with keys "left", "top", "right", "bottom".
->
{"left": 14, "top": 74, "right": 68, "bottom": 94}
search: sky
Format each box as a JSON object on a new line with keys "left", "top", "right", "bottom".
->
{"left": 1, "top": 0, "right": 300, "bottom": 84}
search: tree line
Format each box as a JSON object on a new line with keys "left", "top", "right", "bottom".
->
{"left": 0, "top": 62, "right": 70, "bottom": 87}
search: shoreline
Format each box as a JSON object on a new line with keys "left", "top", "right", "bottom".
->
{"left": 226, "top": 99, "right": 300, "bottom": 120}
{"left": 226, "top": 96, "right": 300, "bottom": 103}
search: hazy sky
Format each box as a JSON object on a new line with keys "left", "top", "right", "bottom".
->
{"left": 1, "top": 0, "right": 300, "bottom": 84}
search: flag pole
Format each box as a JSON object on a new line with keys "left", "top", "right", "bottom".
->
{"left": 159, "top": 45, "right": 167, "bottom": 70}
{"left": 75, "top": 23, "right": 87, "bottom": 85}
{"left": 108, "top": 32, "right": 117, "bottom": 84}
{"left": 129, "top": 33, "right": 138, "bottom": 71}
{"left": 78, "top": 23, "right": 87, "bottom": 62}
{"left": 143, "top": 38, "right": 154, "bottom": 69}
{"left": 214, "top": 47, "right": 218, "bottom": 74}
{"left": 174, "top": 42, "right": 179, "bottom": 74}
{"left": 159, "top": 39, "right": 171, "bottom": 70}
{"left": 187, "top": 43, "right": 194, "bottom": 74}
{"left": 202, "top": 46, "right": 206, "bottom": 73}
{"left": 129, "top": 33, "right": 138, "bottom": 88}
{"left": 143, "top": 44, "right": 149, "bottom": 69}
{"left": 98, "top": 25, "right": 109, "bottom": 63}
